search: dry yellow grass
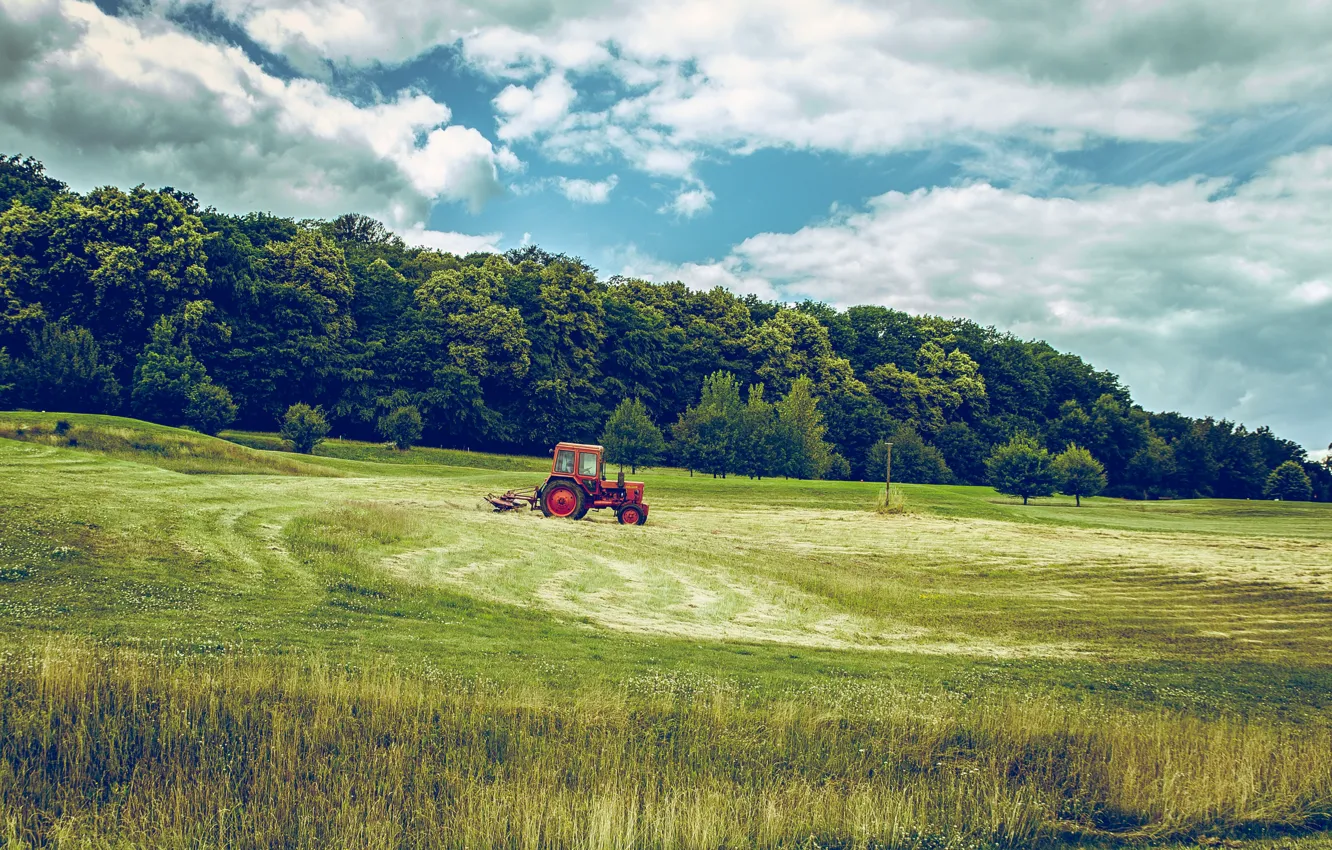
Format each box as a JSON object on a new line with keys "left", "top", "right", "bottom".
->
{"left": 2, "top": 643, "right": 1330, "bottom": 849}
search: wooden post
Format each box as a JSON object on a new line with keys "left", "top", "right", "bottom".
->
{"left": 885, "top": 442, "right": 893, "bottom": 495}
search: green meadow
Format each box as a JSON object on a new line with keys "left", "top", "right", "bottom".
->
{"left": 1, "top": 412, "right": 1330, "bottom": 849}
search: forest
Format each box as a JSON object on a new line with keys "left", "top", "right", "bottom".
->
{"left": 1, "top": 153, "right": 1328, "bottom": 500}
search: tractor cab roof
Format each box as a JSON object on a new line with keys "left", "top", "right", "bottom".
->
{"left": 553, "top": 442, "right": 603, "bottom": 453}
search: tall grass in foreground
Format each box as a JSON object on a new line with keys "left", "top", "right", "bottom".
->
{"left": 1, "top": 645, "right": 1329, "bottom": 849}
{"left": 877, "top": 486, "right": 909, "bottom": 515}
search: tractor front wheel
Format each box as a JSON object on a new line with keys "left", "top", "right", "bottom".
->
{"left": 542, "top": 482, "right": 585, "bottom": 519}
{"left": 616, "top": 505, "right": 646, "bottom": 526}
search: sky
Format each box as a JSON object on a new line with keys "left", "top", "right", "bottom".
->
{"left": 1, "top": 0, "right": 1330, "bottom": 454}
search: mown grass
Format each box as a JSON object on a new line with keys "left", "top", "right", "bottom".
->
{"left": 2, "top": 415, "right": 1332, "bottom": 847}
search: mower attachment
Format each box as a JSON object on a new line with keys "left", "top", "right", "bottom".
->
{"left": 485, "top": 488, "right": 539, "bottom": 512}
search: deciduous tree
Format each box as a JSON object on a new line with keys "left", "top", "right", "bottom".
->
{"left": 735, "top": 384, "right": 779, "bottom": 480}
{"left": 10, "top": 323, "right": 121, "bottom": 413}
{"left": 673, "top": 371, "right": 743, "bottom": 477}
{"left": 1264, "top": 460, "right": 1313, "bottom": 501}
{"left": 601, "top": 398, "right": 666, "bottom": 473}
{"left": 865, "top": 425, "right": 952, "bottom": 484}
{"left": 131, "top": 319, "right": 208, "bottom": 423}
{"left": 776, "top": 376, "right": 831, "bottom": 479}
{"left": 987, "top": 435, "right": 1058, "bottom": 505}
{"left": 1053, "top": 444, "right": 1106, "bottom": 506}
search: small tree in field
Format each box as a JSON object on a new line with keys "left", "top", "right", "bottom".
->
{"left": 775, "top": 376, "right": 831, "bottom": 480}
{"left": 1264, "top": 460, "right": 1313, "bottom": 501}
{"left": 378, "top": 405, "right": 423, "bottom": 451}
{"left": 735, "top": 384, "right": 778, "bottom": 480}
{"left": 987, "top": 434, "right": 1058, "bottom": 505}
{"left": 1053, "top": 444, "right": 1106, "bottom": 506}
{"left": 281, "top": 403, "right": 330, "bottom": 454}
{"left": 601, "top": 398, "right": 666, "bottom": 473}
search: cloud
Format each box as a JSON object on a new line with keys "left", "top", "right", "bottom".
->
{"left": 659, "top": 185, "right": 713, "bottom": 218}
{"left": 402, "top": 125, "right": 505, "bottom": 212}
{"left": 399, "top": 225, "right": 503, "bottom": 255}
{"left": 494, "top": 72, "right": 577, "bottom": 141}
{"left": 194, "top": 0, "right": 612, "bottom": 70}
{"left": 642, "top": 146, "right": 1332, "bottom": 450}
{"left": 554, "top": 174, "right": 616, "bottom": 203}
{"left": 0, "top": 0, "right": 506, "bottom": 227}
{"left": 458, "top": 0, "right": 1332, "bottom": 165}
{"left": 611, "top": 245, "right": 779, "bottom": 301}
{"left": 509, "top": 173, "right": 618, "bottom": 203}
{"left": 169, "top": 0, "right": 1332, "bottom": 199}
{"left": 956, "top": 143, "right": 1088, "bottom": 194}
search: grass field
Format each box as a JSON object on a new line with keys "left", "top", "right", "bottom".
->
{"left": 1, "top": 412, "right": 1330, "bottom": 848}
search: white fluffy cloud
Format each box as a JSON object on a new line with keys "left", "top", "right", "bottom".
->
{"left": 510, "top": 172, "right": 618, "bottom": 203}
{"left": 399, "top": 225, "right": 503, "bottom": 255}
{"left": 0, "top": 0, "right": 505, "bottom": 230}
{"left": 625, "top": 146, "right": 1332, "bottom": 450}
{"left": 199, "top": 0, "right": 616, "bottom": 71}
{"left": 494, "top": 72, "right": 577, "bottom": 142}
{"left": 660, "top": 186, "right": 713, "bottom": 218}
{"left": 554, "top": 174, "right": 617, "bottom": 204}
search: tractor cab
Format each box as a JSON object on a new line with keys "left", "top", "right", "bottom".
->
{"left": 551, "top": 442, "right": 603, "bottom": 487}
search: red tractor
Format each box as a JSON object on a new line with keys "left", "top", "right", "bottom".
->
{"left": 486, "top": 442, "right": 650, "bottom": 525}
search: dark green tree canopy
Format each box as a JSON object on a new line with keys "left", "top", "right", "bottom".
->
{"left": 0, "top": 155, "right": 1320, "bottom": 498}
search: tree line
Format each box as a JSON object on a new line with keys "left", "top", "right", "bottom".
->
{"left": 2, "top": 154, "right": 1328, "bottom": 501}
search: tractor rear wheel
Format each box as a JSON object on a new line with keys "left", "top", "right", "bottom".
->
{"left": 542, "top": 481, "right": 585, "bottom": 519}
{"left": 616, "top": 504, "right": 645, "bottom": 526}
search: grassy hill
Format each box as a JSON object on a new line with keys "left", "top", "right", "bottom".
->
{"left": 2, "top": 413, "right": 1330, "bottom": 848}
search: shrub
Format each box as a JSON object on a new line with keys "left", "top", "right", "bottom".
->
{"left": 377, "top": 405, "right": 423, "bottom": 451}
{"left": 865, "top": 426, "right": 951, "bottom": 484}
{"left": 824, "top": 453, "right": 852, "bottom": 481}
{"left": 280, "top": 403, "right": 331, "bottom": 455}
{"left": 185, "top": 383, "right": 238, "bottom": 436}
{"left": 876, "top": 485, "right": 909, "bottom": 515}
